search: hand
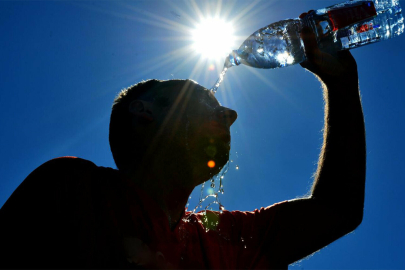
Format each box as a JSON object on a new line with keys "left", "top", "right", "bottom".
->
{"left": 299, "top": 12, "right": 358, "bottom": 83}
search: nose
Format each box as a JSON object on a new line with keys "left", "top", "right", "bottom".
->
{"left": 216, "top": 107, "right": 238, "bottom": 127}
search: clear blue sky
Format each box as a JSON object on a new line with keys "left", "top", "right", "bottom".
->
{"left": 1, "top": 0, "right": 405, "bottom": 269}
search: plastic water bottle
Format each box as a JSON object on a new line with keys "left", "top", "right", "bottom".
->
{"left": 225, "top": 0, "right": 404, "bottom": 69}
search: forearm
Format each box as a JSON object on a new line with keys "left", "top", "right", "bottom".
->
{"left": 311, "top": 73, "right": 366, "bottom": 219}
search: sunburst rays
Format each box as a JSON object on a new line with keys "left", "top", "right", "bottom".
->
{"left": 72, "top": 0, "right": 294, "bottom": 121}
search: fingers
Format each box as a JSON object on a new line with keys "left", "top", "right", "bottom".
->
{"left": 300, "top": 27, "right": 321, "bottom": 64}
{"left": 298, "top": 10, "right": 358, "bottom": 79}
{"left": 299, "top": 26, "right": 317, "bottom": 72}
{"left": 299, "top": 12, "right": 318, "bottom": 72}
{"left": 299, "top": 10, "right": 315, "bottom": 19}
{"left": 299, "top": 26, "right": 344, "bottom": 76}
{"left": 299, "top": 13, "right": 307, "bottom": 19}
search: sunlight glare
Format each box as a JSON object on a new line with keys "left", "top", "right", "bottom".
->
{"left": 192, "top": 17, "right": 235, "bottom": 60}
{"left": 276, "top": 52, "right": 294, "bottom": 66}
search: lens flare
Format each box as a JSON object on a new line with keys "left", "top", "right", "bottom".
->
{"left": 207, "top": 160, "right": 216, "bottom": 168}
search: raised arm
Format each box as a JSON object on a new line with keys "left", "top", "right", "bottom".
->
{"left": 267, "top": 25, "right": 366, "bottom": 265}
{"left": 304, "top": 27, "right": 366, "bottom": 223}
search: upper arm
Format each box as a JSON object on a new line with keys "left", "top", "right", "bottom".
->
{"left": 268, "top": 198, "right": 362, "bottom": 265}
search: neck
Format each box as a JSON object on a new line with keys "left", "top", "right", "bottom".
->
{"left": 126, "top": 163, "right": 195, "bottom": 230}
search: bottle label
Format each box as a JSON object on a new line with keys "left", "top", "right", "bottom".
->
{"left": 337, "top": 22, "right": 381, "bottom": 39}
{"left": 328, "top": 1, "right": 377, "bottom": 31}
{"left": 356, "top": 22, "right": 373, "bottom": 33}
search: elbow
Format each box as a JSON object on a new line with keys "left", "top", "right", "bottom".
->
{"left": 353, "top": 209, "right": 364, "bottom": 229}
{"left": 344, "top": 208, "right": 364, "bottom": 233}
{"left": 322, "top": 199, "right": 364, "bottom": 234}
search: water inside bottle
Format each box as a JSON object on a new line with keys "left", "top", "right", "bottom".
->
{"left": 237, "top": 19, "right": 305, "bottom": 69}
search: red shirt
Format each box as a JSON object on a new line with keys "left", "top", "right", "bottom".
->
{"left": 0, "top": 157, "right": 288, "bottom": 269}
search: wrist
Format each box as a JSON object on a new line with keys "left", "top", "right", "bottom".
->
{"left": 321, "top": 71, "right": 358, "bottom": 90}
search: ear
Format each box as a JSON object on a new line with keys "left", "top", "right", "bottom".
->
{"left": 129, "top": 100, "right": 154, "bottom": 122}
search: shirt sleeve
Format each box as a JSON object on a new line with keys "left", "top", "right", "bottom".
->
{"left": 195, "top": 201, "right": 290, "bottom": 269}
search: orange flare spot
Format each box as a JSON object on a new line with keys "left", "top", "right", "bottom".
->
{"left": 208, "top": 64, "right": 215, "bottom": 71}
{"left": 207, "top": 160, "right": 215, "bottom": 168}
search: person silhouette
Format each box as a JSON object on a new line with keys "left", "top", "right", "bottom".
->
{"left": 0, "top": 24, "right": 365, "bottom": 269}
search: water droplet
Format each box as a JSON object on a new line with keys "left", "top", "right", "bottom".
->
{"left": 244, "top": 245, "right": 247, "bottom": 249}
{"left": 236, "top": 165, "right": 239, "bottom": 170}
{"left": 220, "top": 176, "right": 224, "bottom": 179}
{"left": 210, "top": 183, "right": 215, "bottom": 188}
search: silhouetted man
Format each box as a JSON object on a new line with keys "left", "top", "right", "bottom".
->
{"left": 0, "top": 25, "right": 365, "bottom": 268}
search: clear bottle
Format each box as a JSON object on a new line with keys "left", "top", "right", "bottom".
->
{"left": 225, "top": 0, "right": 404, "bottom": 69}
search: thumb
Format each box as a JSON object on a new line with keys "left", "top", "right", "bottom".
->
{"left": 300, "top": 27, "right": 321, "bottom": 64}
{"left": 300, "top": 27, "right": 345, "bottom": 76}
{"left": 299, "top": 27, "right": 323, "bottom": 74}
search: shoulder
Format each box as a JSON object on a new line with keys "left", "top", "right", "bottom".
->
{"left": 21, "top": 157, "right": 97, "bottom": 192}
{"left": 36, "top": 156, "right": 119, "bottom": 184}
{"left": 32, "top": 156, "right": 97, "bottom": 177}
{"left": 0, "top": 157, "right": 103, "bottom": 213}
{"left": 29, "top": 156, "right": 99, "bottom": 182}
{"left": 219, "top": 201, "right": 288, "bottom": 225}
{"left": 184, "top": 201, "right": 288, "bottom": 234}
{"left": 0, "top": 157, "right": 121, "bottom": 267}
{"left": 181, "top": 202, "right": 290, "bottom": 269}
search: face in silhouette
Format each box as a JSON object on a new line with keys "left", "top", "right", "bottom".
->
{"left": 129, "top": 80, "right": 237, "bottom": 186}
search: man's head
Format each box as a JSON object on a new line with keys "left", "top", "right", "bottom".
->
{"left": 109, "top": 79, "right": 237, "bottom": 186}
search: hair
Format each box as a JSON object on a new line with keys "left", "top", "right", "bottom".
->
{"left": 109, "top": 79, "right": 162, "bottom": 170}
{"left": 109, "top": 79, "right": 197, "bottom": 171}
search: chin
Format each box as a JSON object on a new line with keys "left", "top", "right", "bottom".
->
{"left": 190, "top": 135, "right": 231, "bottom": 182}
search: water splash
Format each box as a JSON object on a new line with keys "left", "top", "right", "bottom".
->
{"left": 210, "top": 66, "right": 228, "bottom": 94}
{"left": 185, "top": 195, "right": 192, "bottom": 211}
{"left": 192, "top": 161, "right": 230, "bottom": 213}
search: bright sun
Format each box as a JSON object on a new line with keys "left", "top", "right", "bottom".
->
{"left": 192, "top": 17, "right": 235, "bottom": 60}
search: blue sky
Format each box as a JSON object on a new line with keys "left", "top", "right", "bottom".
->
{"left": 1, "top": 0, "right": 405, "bottom": 268}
